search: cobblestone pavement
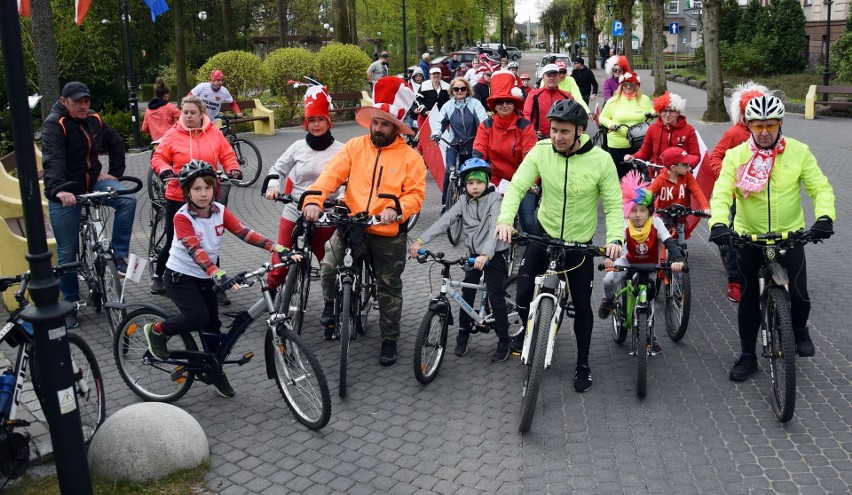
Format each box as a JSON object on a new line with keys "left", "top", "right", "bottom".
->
{"left": 3, "top": 68, "right": 851, "bottom": 493}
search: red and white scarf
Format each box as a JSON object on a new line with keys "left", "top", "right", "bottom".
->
{"left": 735, "top": 135, "right": 785, "bottom": 198}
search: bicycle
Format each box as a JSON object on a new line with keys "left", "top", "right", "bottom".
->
{"left": 412, "top": 249, "right": 520, "bottom": 385}
{"left": 601, "top": 262, "right": 685, "bottom": 399}
{"left": 623, "top": 157, "right": 664, "bottom": 181}
{"left": 112, "top": 260, "right": 332, "bottom": 430}
{"left": 514, "top": 233, "right": 605, "bottom": 433}
{"left": 51, "top": 176, "right": 143, "bottom": 341}
{"left": 655, "top": 204, "right": 710, "bottom": 341}
{"left": 217, "top": 115, "right": 263, "bottom": 187}
{"left": 0, "top": 263, "right": 106, "bottom": 480}
{"left": 438, "top": 136, "right": 476, "bottom": 246}
{"left": 729, "top": 230, "right": 820, "bottom": 423}
{"left": 592, "top": 113, "right": 657, "bottom": 152}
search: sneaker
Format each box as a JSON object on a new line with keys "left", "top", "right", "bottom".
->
{"left": 143, "top": 323, "right": 170, "bottom": 360}
{"left": 213, "top": 373, "right": 235, "bottom": 398}
{"left": 729, "top": 353, "right": 759, "bottom": 381}
{"left": 598, "top": 298, "right": 615, "bottom": 319}
{"left": 509, "top": 334, "right": 524, "bottom": 354}
{"left": 321, "top": 302, "right": 335, "bottom": 340}
{"left": 150, "top": 276, "right": 166, "bottom": 295}
{"left": 727, "top": 282, "right": 741, "bottom": 303}
{"left": 65, "top": 314, "right": 79, "bottom": 330}
{"left": 379, "top": 339, "right": 397, "bottom": 366}
{"left": 650, "top": 337, "right": 662, "bottom": 355}
{"left": 795, "top": 328, "right": 815, "bottom": 357}
{"left": 114, "top": 257, "right": 128, "bottom": 277}
{"left": 491, "top": 340, "right": 510, "bottom": 363}
{"left": 573, "top": 365, "right": 593, "bottom": 393}
{"left": 217, "top": 290, "right": 231, "bottom": 306}
{"left": 455, "top": 329, "right": 470, "bottom": 357}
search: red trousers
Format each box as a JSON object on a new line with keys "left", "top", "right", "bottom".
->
{"left": 267, "top": 216, "right": 336, "bottom": 290}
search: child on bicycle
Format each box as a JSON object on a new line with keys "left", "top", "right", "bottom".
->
{"left": 408, "top": 158, "right": 513, "bottom": 362}
{"left": 648, "top": 147, "right": 711, "bottom": 239}
{"left": 598, "top": 170, "right": 685, "bottom": 354}
{"left": 144, "top": 160, "right": 298, "bottom": 398}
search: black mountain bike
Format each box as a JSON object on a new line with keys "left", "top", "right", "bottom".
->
{"left": 217, "top": 115, "right": 263, "bottom": 187}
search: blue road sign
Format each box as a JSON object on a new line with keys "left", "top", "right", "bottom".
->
{"left": 580, "top": 33, "right": 587, "bottom": 39}
{"left": 669, "top": 22, "right": 679, "bottom": 34}
{"left": 612, "top": 21, "right": 624, "bottom": 37}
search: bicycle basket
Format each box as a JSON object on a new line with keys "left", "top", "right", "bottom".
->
{"left": 591, "top": 128, "right": 608, "bottom": 151}
{"left": 627, "top": 123, "right": 650, "bottom": 149}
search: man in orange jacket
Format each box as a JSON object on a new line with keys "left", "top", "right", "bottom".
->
{"left": 304, "top": 77, "right": 426, "bottom": 366}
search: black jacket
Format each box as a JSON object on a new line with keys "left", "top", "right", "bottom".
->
{"left": 472, "top": 82, "right": 490, "bottom": 110}
{"left": 570, "top": 67, "right": 599, "bottom": 102}
{"left": 42, "top": 100, "right": 126, "bottom": 199}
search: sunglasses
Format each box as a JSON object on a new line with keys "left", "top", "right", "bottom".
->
{"left": 494, "top": 100, "right": 514, "bottom": 106}
{"left": 612, "top": 68, "right": 623, "bottom": 73}
{"left": 452, "top": 87, "right": 467, "bottom": 92}
{"left": 749, "top": 122, "right": 780, "bottom": 133}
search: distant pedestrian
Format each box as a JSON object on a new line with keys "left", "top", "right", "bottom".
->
{"left": 599, "top": 43, "right": 610, "bottom": 68}
{"left": 570, "top": 57, "right": 598, "bottom": 105}
{"left": 367, "top": 51, "right": 390, "bottom": 89}
{"left": 142, "top": 79, "right": 180, "bottom": 142}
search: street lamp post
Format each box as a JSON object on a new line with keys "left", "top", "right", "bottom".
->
{"left": 121, "top": 0, "right": 142, "bottom": 149}
{"left": 322, "top": 23, "right": 334, "bottom": 45}
{"left": 823, "top": 0, "right": 833, "bottom": 101}
{"left": 499, "top": 0, "right": 504, "bottom": 50}
{"left": 402, "top": 0, "right": 409, "bottom": 81}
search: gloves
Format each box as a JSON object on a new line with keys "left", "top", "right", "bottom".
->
{"left": 159, "top": 169, "right": 175, "bottom": 181}
{"left": 709, "top": 224, "right": 732, "bottom": 247}
{"left": 212, "top": 269, "right": 236, "bottom": 291}
{"left": 810, "top": 216, "right": 834, "bottom": 240}
{"left": 228, "top": 169, "right": 243, "bottom": 180}
{"left": 273, "top": 245, "right": 291, "bottom": 262}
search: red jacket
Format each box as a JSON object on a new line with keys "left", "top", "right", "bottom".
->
{"left": 473, "top": 112, "right": 537, "bottom": 185}
{"left": 151, "top": 116, "right": 240, "bottom": 202}
{"left": 523, "top": 86, "right": 574, "bottom": 137}
{"left": 708, "top": 122, "right": 750, "bottom": 180}
{"left": 632, "top": 115, "right": 700, "bottom": 172}
{"left": 649, "top": 171, "right": 710, "bottom": 211}
{"left": 141, "top": 99, "right": 181, "bottom": 141}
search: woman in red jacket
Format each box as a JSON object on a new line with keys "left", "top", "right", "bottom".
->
{"left": 472, "top": 72, "right": 537, "bottom": 232}
{"left": 626, "top": 91, "right": 699, "bottom": 177}
{"left": 149, "top": 94, "right": 241, "bottom": 298}
{"left": 141, "top": 79, "right": 181, "bottom": 142}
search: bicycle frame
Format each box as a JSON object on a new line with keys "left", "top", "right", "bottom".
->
{"left": 612, "top": 272, "right": 654, "bottom": 342}
{"left": 520, "top": 267, "right": 565, "bottom": 368}
{"left": 433, "top": 264, "right": 497, "bottom": 329}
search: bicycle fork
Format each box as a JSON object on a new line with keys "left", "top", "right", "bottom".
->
{"left": 521, "top": 274, "right": 564, "bottom": 368}
{"left": 758, "top": 263, "right": 789, "bottom": 359}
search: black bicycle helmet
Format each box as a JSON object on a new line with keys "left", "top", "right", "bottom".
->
{"left": 546, "top": 99, "right": 588, "bottom": 130}
{"left": 178, "top": 160, "right": 218, "bottom": 189}
{"left": 459, "top": 157, "right": 492, "bottom": 182}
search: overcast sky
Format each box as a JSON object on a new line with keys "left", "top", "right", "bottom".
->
{"left": 515, "top": 0, "right": 543, "bottom": 23}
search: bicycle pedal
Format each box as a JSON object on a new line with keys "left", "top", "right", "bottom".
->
{"left": 6, "top": 419, "right": 31, "bottom": 428}
{"left": 170, "top": 365, "right": 186, "bottom": 382}
{"left": 237, "top": 352, "right": 254, "bottom": 365}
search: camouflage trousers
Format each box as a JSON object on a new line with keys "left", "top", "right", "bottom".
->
{"left": 320, "top": 231, "right": 407, "bottom": 340}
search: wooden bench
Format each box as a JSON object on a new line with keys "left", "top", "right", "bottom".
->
{"left": 228, "top": 99, "right": 276, "bottom": 135}
{"left": 328, "top": 91, "right": 373, "bottom": 116}
{"left": 805, "top": 85, "right": 852, "bottom": 119}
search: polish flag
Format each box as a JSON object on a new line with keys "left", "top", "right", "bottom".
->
{"left": 75, "top": 0, "right": 91, "bottom": 25}
{"left": 685, "top": 130, "right": 716, "bottom": 239}
{"left": 18, "top": 0, "right": 31, "bottom": 17}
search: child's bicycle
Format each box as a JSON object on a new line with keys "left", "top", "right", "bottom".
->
{"left": 0, "top": 263, "right": 105, "bottom": 481}
{"left": 438, "top": 136, "right": 475, "bottom": 246}
{"left": 729, "top": 229, "right": 821, "bottom": 423}
{"left": 412, "top": 249, "right": 521, "bottom": 385}
{"left": 655, "top": 204, "right": 710, "bottom": 341}
{"left": 600, "top": 261, "right": 686, "bottom": 399}
{"left": 623, "top": 157, "right": 664, "bottom": 181}
{"left": 514, "top": 233, "right": 606, "bottom": 434}
{"left": 112, "top": 260, "right": 331, "bottom": 430}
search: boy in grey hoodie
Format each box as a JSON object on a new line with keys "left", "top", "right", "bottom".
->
{"left": 409, "top": 159, "right": 512, "bottom": 362}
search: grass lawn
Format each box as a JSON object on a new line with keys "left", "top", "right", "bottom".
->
{"left": 669, "top": 69, "right": 852, "bottom": 103}
{"left": 1, "top": 464, "right": 211, "bottom": 495}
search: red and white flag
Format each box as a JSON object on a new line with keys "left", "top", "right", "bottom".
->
{"left": 75, "top": 0, "right": 91, "bottom": 25}
{"left": 18, "top": 0, "right": 31, "bottom": 17}
{"left": 685, "top": 130, "right": 716, "bottom": 239}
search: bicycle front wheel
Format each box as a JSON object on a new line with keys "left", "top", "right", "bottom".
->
{"left": 519, "top": 297, "right": 554, "bottom": 434}
{"left": 338, "top": 283, "right": 353, "bottom": 398}
{"left": 504, "top": 275, "right": 523, "bottom": 337}
{"left": 413, "top": 309, "right": 449, "bottom": 384}
{"left": 767, "top": 286, "right": 796, "bottom": 423}
{"left": 277, "top": 258, "right": 310, "bottom": 335}
{"left": 446, "top": 184, "right": 463, "bottom": 245}
{"left": 146, "top": 167, "right": 166, "bottom": 206}
{"left": 665, "top": 270, "right": 692, "bottom": 342}
{"left": 636, "top": 311, "right": 649, "bottom": 399}
{"left": 100, "top": 258, "right": 125, "bottom": 341}
{"left": 266, "top": 325, "right": 331, "bottom": 430}
{"left": 66, "top": 333, "right": 106, "bottom": 445}
{"left": 114, "top": 308, "right": 197, "bottom": 402}
{"left": 147, "top": 208, "right": 166, "bottom": 278}
{"left": 357, "top": 260, "right": 374, "bottom": 336}
{"left": 231, "top": 139, "right": 262, "bottom": 187}
{"left": 611, "top": 282, "right": 628, "bottom": 344}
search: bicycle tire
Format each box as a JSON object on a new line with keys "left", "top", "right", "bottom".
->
{"left": 266, "top": 325, "right": 331, "bottom": 430}
{"left": 665, "top": 270, "right": 692, "bottom": 342}
{"left": 66, "top": 333, "right": 106, "bottom": 445}
{"left": 114, "top": 308, "right": 197, "bottom": 402}
{"left": 519, "top": 297, "right": 554, "bottom": 434}
{"left": 147, "top": 209, "right": 166, "bottom": 278}
{"left": 767, "top": 286, "right": 796, "bottom": 423}
{"left": 446, "top": 183, "right": 463, "bottom": 246}
{"left": 99, "top": 258, "right": 125, "bottom": 341}
{"left": 405, "top": 212, "right": 420, "bottom": 231}
{"left": 231, "top": 139, "right": 262, "bottom": 187}
{"left": 338, "top": 283, "right": 353, "bottom": 398}
{"left": 636, "top": 311, "right": 649, "bottom": 398}
{"left": 81, "top": 225, "right": 102, "bottom": 312}
{"left": 611, "top": 282, "right": 628, "bottom": 344}
{"left": 146, "top": 167, "right": 166, "bottom": 206}
{"left": 412, "top": 309, "right": 449, "bottom": 384}
{"left": 357, "top": 260, "right": 374, "bottom": 336}
{"left": 277, "top": 259, "right": 309, "bottom": 335}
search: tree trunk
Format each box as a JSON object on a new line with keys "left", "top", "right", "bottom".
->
{"left": 582, "top": 0, "right": 599, "bottom": 68}
{"left": 278, "top": 0, "right": 288, "bottom": 47}
{"left": 30, "top": 0, "right": 59, "bottom": 121}
{"left": 702, "top": 0, "right": 729, "bottom": 121}
{"left": 641, "top": 2, "right": 652, "bottom": 64}
{"left": 620, "top": 0, "right": 635, "bottom": 65}
{"left": 649, "top": 0, "right": 667, "bottom": 95}
{"left": 174, "top": 0, "right": 188, "bottom": 96}
{"left": 346, "top": 0, "right": 357, "bottom": 44}
{"left": 220, "top": 0, "right": 233, "bottom": 48}
{"left": 333, "top": 0, "right": 351, "bottom": 43}
{"left": 415, "top": 2, "right": 426, "bottom": 56}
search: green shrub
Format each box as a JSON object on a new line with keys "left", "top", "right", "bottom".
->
{"left": 156, "top": 63, "right": 198, "bottom": 96}
{"left": 832, "top": 32, "right": 852, "bottom": 81}
{"left": 197, "top": 51, "right": 268, "bottom": 99}
{"left": 720, "top": 42, "right": 764, "bottom": 76}
{"left": 315, "top": 44, "right": 371, "bottom": 93}
{"left": 271, "top": 96, "right": 306, "bottom": 128}
{"left": 100, "top": 104, "right": 151, "bottom": 149}
{"left": 263, "top": 48, "right": 316, "bottom": 97}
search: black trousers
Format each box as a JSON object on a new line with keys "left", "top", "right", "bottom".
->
{"left": 161, "top": 268, "right": 221, "bottom": 339}
{"left": 610, "top": 146, "right": 641, "bottom": 180}
{"left": 458, "top": 250, "right": 510, "bottom": 340}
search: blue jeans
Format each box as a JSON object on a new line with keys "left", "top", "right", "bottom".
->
{"left": 48, "top": 178, "right": 137, "bottom": 302}
{"left": 517, "top": 191, "right": 540, "bottom": 235}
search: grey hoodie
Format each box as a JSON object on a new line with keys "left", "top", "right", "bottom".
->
{"left": 418, "top": 187, "right": 509, "bottom": 257}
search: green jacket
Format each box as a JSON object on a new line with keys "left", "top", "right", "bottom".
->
{"left": 498, "top": 134, "right": 624, "bottom": 244}
{"left": 598, "top": 93, "right": 653, "bottom": 149}
{"left": 709, "top": 136, "right": 836, "bottom": 233}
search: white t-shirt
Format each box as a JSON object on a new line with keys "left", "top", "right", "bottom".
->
{"left": 190, "top": 82, "right": 235, "bottom": 120}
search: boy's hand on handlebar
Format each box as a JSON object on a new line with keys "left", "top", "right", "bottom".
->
{"left": 56, "top": 191, "right": 77, "bottom": 207}
{"left": 473, "top": 255, "right": 488, "bottom": 271}
{"left": 303, "top": 204, "right": 322, "bottom": 222}
{"left": 274, "top": 245, "right": 302, "bottom": 263}
{"left": 408, "top": 240, "right": 423, "bottom": 259}
{"left": 212, "top": 269, "right": 240, "bottom": 293}
{"left": 494, "top": 223, "right": 516, "bottom": 243}
{"left": 605, "top": 242, "right": 622, "bottom": 260}
{"left": 670, "top": 261, "right": 684, "bottom": 273}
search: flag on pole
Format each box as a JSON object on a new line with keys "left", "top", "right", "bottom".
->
{"left": 592, "top": 103, "right": 600, "bottom": 126}
{"left": 75, "top": 0, "right": 91, "bottom": 25}
{"left": 18, "top": 0, "right": 31, "bottom": 17}
{"left": 685, "top": 130, "right": 716, "bottom": 239}
{"left": 124, "top": 253, "right": 148, "bottom": 284}
{"left": 144, "top": 0, "right": 170, "bottom": 22}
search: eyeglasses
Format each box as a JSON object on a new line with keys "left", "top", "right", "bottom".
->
{"left": 612, "top": 68, "right": 623, "bottom": 73}
{"left": 494, "top": 100, "right": 514, "bottom": 106}
{"left": 452, "top": 87, "right": 467, "bottom": 92}
{"left": 749, "top": 122, "right": 780, "bottom": 133}
{"left": 660, "top": 109, "right": 679, "bottom": 114}
{"left": 558, "top": 70, "right": 567, "bottom": 74}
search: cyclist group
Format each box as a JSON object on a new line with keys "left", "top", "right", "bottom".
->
{"left": 44, "top": 61, "right": 834, "bottom": 401}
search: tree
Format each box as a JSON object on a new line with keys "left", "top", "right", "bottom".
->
{"left": 174, "top": 0, "right": 189, "bottom": 95}
{"left": 719, "top": 0, "right": 740, "bottom": 45}
{"left": 617, "top": 0, "right": 637, "bottom": 64}
{"left": 646, "top": 0, "right": 667, "bottom": 96}
{"left": 221, "top": 0, "right": 234, "bottom": 48}
{"left": 332, "top": 0, "right": 351, "bottom": 43}
{"left": 579, "top": 0, "right": 601, "bottom": 68}
{"left": 764, "top": 0, "right": 806, "bottom": 74}
{"left": 30, "top": 0, "right": 60, "bottom": 120}
{"left": 701, "top": 0, "right": 729, "bottom": 122}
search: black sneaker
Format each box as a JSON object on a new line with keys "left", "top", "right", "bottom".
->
{"left": 795, "top": 328, "right": 815, "bottom": 357}
{"left": 150, "top": 276, "right": 166, "bottom": 295}
{"left": 598, "top": 298, "right": 615, "bottom": 319}
{"left": 729, "top": 353, "right": 759, "bottom": 381}
{"left": 321, "top": 302, "right": 335, "bottom": 340}
{"left": 491, "top": 340, "right": 510, "bottom": 363}
{"left": 65, "top": 314, "right": 79, "bottom": 330}
{"left": 509, "top": 334, "right": 524, "bottom": 355}
{"left": 213, "top": 373, "right": 235, "bottom": 398}
{"left": 574, "top": 365, "right": 593, "bottom": 393}
{"left": 379, "top": 339, "right": 397, "bottom": 366}
{"left": 114, "top": 257, "right": 128, "bottom": 277}
{"left": 217, "top": 290, "right": 231, "bottom": 306}
{"left": 650, "top": 337, "right": 662, "bottom": 355}
{"left": 455, "top": 329, "right": 470, "bottom": 357}
{"left": 144, "top": 323, "right": 170, "bottom": 360}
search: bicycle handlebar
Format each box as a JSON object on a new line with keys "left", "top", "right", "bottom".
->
{"left": 437, "top": 136, "right": 476, "bottom": 150}
{"left": 730, "top": 229, "right": 818, "bottom": 248}
{"left": 656, "top": 204, "right": 711, "bottom": 220}
{"left": 415, "top": 249, "right": 477, "bottom": 268}
{"left": 597, "top": 262, "right": 689, "bottom": 274}
{"left": 50, "top": 176, "right": 143, "bottom": 202}
{"left": 299, "top": 190, "right": 403, "bottom": 223}
{"left": 512, "top": 232, "right": 606, "bottom": 257}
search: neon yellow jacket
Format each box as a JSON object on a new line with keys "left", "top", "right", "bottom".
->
{"left": 709, "top": 136, "right": 836, "bottom": 233}
{"left": 598, "top": 93, "right": 654, "bottom": 149}
{"left": 557, "top": 77, "right": 590, "bottom": 113}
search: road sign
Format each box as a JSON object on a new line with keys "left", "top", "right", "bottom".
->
{"left": 580, "top": 33, "right": 587, "bottom": 39}
{"left": 683, "top": 37, "right": 688, "bottom": 43}
{"left": 612, "top": 21, "right": 624, "bottom": 37}
{"left": 669, "top": 22, "right": 679, "bottom": 34}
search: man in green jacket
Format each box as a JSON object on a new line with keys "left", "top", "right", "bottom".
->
{"left": 495, "top": 99, "right": 623, "bottom": 393}
{"left": 708, "top": 95, "right": 836, "bottom": 382}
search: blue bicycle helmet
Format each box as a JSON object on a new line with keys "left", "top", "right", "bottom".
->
{"left": 178, "top": 160, "right": 218, "bottom": 189}
{"left": 459, "top": 157, "right": 491, "bottom": 183}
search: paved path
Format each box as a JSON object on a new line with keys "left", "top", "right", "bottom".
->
{"left": 3, "top": 60, "right": 852, "bottom": 493}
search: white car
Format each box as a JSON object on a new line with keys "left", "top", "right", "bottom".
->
{"left": 534, "top": 53, "right": 574, "bottom": 80}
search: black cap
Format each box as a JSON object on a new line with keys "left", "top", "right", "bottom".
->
{"left": 61, "top": 81, "right": 91, "bottom": 100}
{"left": 574, "top": 57, "right": 584, "bottom": 65}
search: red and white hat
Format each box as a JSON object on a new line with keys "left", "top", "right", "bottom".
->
{"left": 555, "top": 60, "right": 568, "bottom": 71}
{"left": 303, "top": 85, "right": 333, "bottom": 130}
{"left": 210, "top": 70, "right": 224, "bottom": 82}
{"left": 356, "top": 76, "right": 416, "bottom": 135}
{"left": 486, "top": 72, "right": 524, "bottom": 111}
{"left": 618, "top": 71, "right": 640, "bottom": 86}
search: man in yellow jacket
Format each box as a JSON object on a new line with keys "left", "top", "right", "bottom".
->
{"left": 709, "top": 95, "right": 835, "bottom": 382}
{"left": 304, "top": 77, "right": 427, "bottom": 366}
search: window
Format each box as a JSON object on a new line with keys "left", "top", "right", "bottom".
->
{"left": 691, "top": 1, "right": 702, "bottom": 8}
{"left": 667, "top": 1, "right": 680, "bottom": 14}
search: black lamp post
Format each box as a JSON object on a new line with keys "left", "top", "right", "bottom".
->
{"left": 823, "top": 0, "right": 833, "bottom": 101}
{"left": 500, "top": 0, "right": 504, "bottom": 50}
{"left": 121, "top": 0, "right": 142, "bottom": 149}
{"left": 402, "top": 0, "right": 409, "bottom": 81}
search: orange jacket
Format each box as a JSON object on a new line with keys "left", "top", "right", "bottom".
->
{"left": 305, "top": 134, "right": 426, "bottom": 236}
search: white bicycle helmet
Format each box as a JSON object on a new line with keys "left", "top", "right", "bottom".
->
{"left": 508, "top": 61, "right": 519, "bottom": 69}
{"left": 744, "top": 95, "right": 785, "bottom": 121}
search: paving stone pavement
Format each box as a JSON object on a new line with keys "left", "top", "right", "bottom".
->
{"left": 2, "top": 71, "right": 851, "bottom": 493}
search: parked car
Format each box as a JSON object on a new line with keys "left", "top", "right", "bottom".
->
{"left": 505, "top": 46, "right": 522, "bottom": 60}
{"left": 535, "top": 52, "right": 573, "bottom": 80}
{"left": 535, "top": 41, "right": 547, "bottom": 49}
{"left": 406, "top": 55, "right": 452, "bottom": 81}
